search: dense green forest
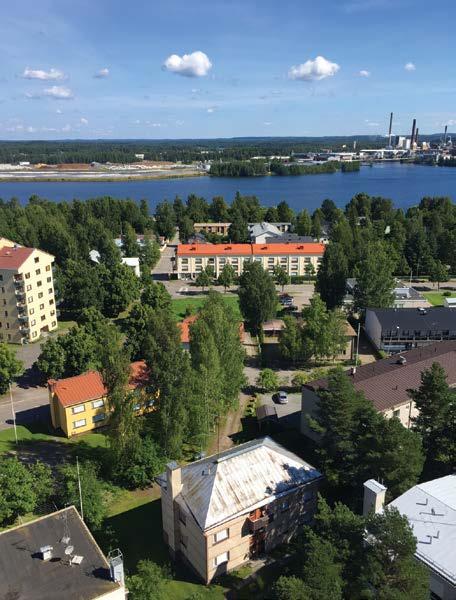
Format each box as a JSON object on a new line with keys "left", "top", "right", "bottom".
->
{"left": 0, "top": 137, "right": 384, "bottom": 165}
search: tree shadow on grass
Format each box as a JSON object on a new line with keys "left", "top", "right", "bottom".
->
{"left": 96, "top": 498, "right": 202, "bottom": 585}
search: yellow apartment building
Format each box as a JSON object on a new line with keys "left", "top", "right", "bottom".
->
{"left": 158, "top": 437, "right": 322, "bottom": 583}
{"left": 175, "top": 242, "right": 325, "bottom": 280}
{"left": 49, "top": 360, "right": 154, "bottom": 437}
{"left": 0, "top": 238, "right": 57, "bottom": 344}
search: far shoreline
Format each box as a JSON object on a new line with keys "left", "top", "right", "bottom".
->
{"left": 0, "top": 172, "right": 207, "bottom": 183}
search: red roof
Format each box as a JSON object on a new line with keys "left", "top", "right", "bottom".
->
{"left": 252, "top": 243, "right": 325, "bottom": 255}
{"left": 0, "top": 246, "right": 34, "bottom": 270}
{"left": 178, "top": 314, "right": 198, "bottom": 344}
{"left": 178, "top": 314, "right": 245, "bottom": 344}
{"left": 176, "top": 242, "right": 324, "bottom": 257}
{"left": 50, "top": 360, "right": 149, "bottom": 408}
{"left": 177, "top": 243, "right": 252, "bottom": 256}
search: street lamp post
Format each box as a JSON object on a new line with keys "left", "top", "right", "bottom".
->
{"left": 9, "top": 383, "right": 18, "bottom": 445}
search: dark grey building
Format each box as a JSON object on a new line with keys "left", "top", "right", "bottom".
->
{"left": 365, "top": 307, "right": 456, "bottom": 352}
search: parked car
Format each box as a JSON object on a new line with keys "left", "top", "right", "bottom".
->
{"left": 279, "top": 294, "right": 294, "bottom": 306}
{"left": 277, "top": 391, "right": 288, "bottom": 404}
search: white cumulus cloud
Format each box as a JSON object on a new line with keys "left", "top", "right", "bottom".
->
{"left": 80, "top": 117, "right": 89, "bottom": 125}
{"left": 22, "top": 67, "right": 65, "bottom": 80}
{"left": 163, "top": 51, "right": 212, "bottom": 77}
{"left": 94, "top": 68, "right": 109, "bottom": 78}
{"left": 288, "top": 56, "right": 340, "bottom": 81}
{"left": 359, "top": 70, "right": 371, "bottom": 77}
{"left": 404, "top": 62, "right": 416, "bottom": 71}
{"left": 44, "top": 86, "right": 74, "bottom": 99}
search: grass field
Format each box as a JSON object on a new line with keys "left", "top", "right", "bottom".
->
{"left": 171, "top": 295, "right": 241, "bottom": 321}
{"left": 0, "top": 424, "right": 108, "bottom": 454}
{"left": 99, "top": 489, "right": 227, "bottom": 599}
{"left": 423, "top": 291, "right": 456, "bottom": 306}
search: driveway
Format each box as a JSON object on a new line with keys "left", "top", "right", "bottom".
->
{"left": 258, "top": 391, "right": 302, "bottom": 430}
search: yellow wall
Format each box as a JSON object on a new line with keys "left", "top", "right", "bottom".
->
{"left": 51, "top": 390, "right": 157, "bottom": 437}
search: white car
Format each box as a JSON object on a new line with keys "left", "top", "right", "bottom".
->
{"left": 277, "top": 391, "right": 288, "bottom": 404}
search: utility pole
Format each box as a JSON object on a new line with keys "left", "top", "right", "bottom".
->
{"left": 76, "top": 456, "right": 84, "bottom": 522}
{"left": 355, "top": 322, "right": 361, "bottom": 365}
{"left": 9, "top": 383, "right": 17, "bottom": 445}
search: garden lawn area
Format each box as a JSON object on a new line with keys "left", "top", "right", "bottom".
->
{"left": 171, "top": 295, "right": 241, "bottom": 321}
{"left": 422, "top": 291, "right": 456, "bottom": 306}
{"left": 100, "top": 489, "right": 227, "bottom": 599}
{"left": 0, "top": 424, "right": 108, "bottom": 454}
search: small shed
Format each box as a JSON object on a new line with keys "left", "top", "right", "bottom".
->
{"left": 256, "top": 404, "right": 278, "bottom": 431}
{"left": 262, "top": 319, "right": 286, "bottom": 337}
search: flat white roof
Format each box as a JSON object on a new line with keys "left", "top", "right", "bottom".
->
{"left": 389, "top": 475, "right": 456, "bottom": 585}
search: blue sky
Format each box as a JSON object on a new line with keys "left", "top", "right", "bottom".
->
{"left": 1, "top": 0, "right": 455, "bottom": 140}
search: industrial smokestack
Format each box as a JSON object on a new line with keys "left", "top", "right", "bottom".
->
{"left": 388, "top": 112, "right": 393, "bottom": 147}
{"left": 410, "top": 118, "right": 416, "bottom": 150}
{"left": 444, "top": 125, "right": 448, "bottom": 145}
{"left": 415, "top": 127, "right": 419, "bottom": 145}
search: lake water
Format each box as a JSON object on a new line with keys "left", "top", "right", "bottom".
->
{"left": 1, "top": 163, "right": 456, "bottom": 212}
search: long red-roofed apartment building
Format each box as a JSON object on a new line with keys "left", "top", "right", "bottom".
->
{"left": 0, "top": 237, "right": 57, "bottom": 344}
{"left": 49, "top": 360, "right": 155, "bottom": 437}
{"left": 175, "top": 242, "right": 325, "bottom": 280}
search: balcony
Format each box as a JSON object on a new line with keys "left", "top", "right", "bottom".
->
{"left": 16, "top": 301, "right": 26, "bottom": 309}
{"left": 248, "top": 514, "right": 270, "bottom": 533}
{"left": 18, "top": 313, "right": 29, "bottom": 322}
{"left": 19, "top": 324, "right": 29, "bottom": 332}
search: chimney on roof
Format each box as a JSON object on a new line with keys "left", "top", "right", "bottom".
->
{"left": 166, "top": 462, "right": 182, "bottom": 500}
{"left": 363, "top": 479, "right": 387, "bottom": 517}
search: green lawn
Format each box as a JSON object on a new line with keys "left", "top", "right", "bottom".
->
{"left": 99, "top": 490, "right": 227, "bottom": 599}
{"left": 171, "top": 295, "right": 241, "bottom": 321}
{"left": 423, "top": 291, "right": 456, "bottom": 306}
{"left": 0, "top": 424, "right": 108, "bottom": 454}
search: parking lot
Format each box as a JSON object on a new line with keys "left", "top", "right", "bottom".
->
{"left": 258, "top": 391, "right": 302, "bottom": 430}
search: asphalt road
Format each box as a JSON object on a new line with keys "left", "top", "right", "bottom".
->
{"left": 0, "top": 386, "right": 50, "bottom": 431}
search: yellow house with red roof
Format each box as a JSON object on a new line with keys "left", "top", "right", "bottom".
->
{"left": 49, "top": 360, "right": 154, "bottom": 437}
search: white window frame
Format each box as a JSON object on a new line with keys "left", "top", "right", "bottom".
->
{"left": 72, "top": 404, "right": 85, "bottom": 414}
{"left": 214, "top": 529, "right": 229, "bottom": 543}
{"left": 73, "top": 418, "right": 86, "bottom": 428}
{"left": 92, "top": 399, "right": 104, "bottom": 409}
{"left": 214, "top": 551, "right": 229, "bottom": 566}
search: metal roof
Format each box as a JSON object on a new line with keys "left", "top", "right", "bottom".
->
{"left": 389, "top": 475, "right": 456, "bottom": 586}
{"left": 305, "top": 341, "right": 456, "bottom": 413}
{"left": 176, "top": 437, "right": 322, "bottom": 531}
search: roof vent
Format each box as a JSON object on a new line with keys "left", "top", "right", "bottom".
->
{"left": 109, "top": 549, "right": 125, "bottom": 584}
{"left": 39, "top": 545, "right": 53, "bottom": 561}
{"left": 397, "top": 356, "right": 407, "bottom": 365}
{"left": 70, "top": 555, "right": 84, "bottom": 566}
